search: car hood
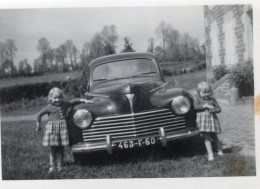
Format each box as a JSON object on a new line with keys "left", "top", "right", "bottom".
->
{"left": 72, "top": 79, "right": 193, "bottom": 117}
{"left": 90, "top": 79, "right": 164, "bottom": 95}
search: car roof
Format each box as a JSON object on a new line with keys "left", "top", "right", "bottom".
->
{"left": 89, "top": 52, "right": 157, "bottom": 68}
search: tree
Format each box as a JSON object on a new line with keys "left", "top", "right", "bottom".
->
{"left": 65, "top": 40, "right": 77, "bottom": 69}
{"left": 33, "top": 58, "right": 43, "bottom": 74}
{"left": 100, "top": 25, "right": 118, "bottom": 55}
{"left": 155, "top": 21, "right": 169, "bottom": 61}
{"left": 72, "top": 45, "right": 79, "bottom": 69}
{"left": 164, "top": 26, "right": 181, "bottom": 61}
{"left": 18, "top": 58, "right": 32, "bottom": 76}
{"left": 80, "top": 42, "right": 91, "bottom": 69}
{"left": 4, "top": 39, "right": 17, "bottom": 76}
{"left": 0, "top": 42, "right": 6, "bottom": 78}
{"left": 154, "top": 46, "right": 164, "bottom": 62}
{"left": 37, "top": 37, "right": 50, "bottom": 72}
{"left": 147, "top": 38, "right": 154, "bottom": 53}
{"left": 89, "top": 33, "right": 106, "bottom": 59}
{"left": 0, "top": 42, "right": 7, "bottom": 65}
{"left": 121, "top": 37, "right": 135, "bottom": 53}
{"left": 55, "top": 44, "right": 68, "bottom": 72}
{"left": 46, "top": 48, "right": 55, "bottom": 72}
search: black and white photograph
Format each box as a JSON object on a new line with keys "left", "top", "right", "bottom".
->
{"left": 0, "top": 0, "right": 259, "bottom": 188}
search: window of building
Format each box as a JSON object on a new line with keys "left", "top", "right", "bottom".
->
{"left": 210, "top": 21, "right": 220, "bottom": 66}
{"left": 223, "top": 11, "right": 237, "bottom": 66}
{"left": 243, "top": 7, "right": 253, "bottom": 61}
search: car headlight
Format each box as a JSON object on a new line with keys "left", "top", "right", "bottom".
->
{"left": 73, "top": 109, "right": 92, "bottom": 129}
{"left": 171, "top": 96, "right": 191, "bottom": 115}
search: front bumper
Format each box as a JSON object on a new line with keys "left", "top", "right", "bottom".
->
{"left": 71, "top": 127, "right": 199, "bottom": 154}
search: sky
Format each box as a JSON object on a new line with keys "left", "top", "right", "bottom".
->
{"left": 0, "top": 6, "right": 205, "bottom": 66}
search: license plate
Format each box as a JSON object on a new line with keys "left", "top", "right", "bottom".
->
{"left": 116, "top": 137, "right": 157, "bottom": 149}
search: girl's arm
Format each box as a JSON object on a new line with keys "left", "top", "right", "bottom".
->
{"left": 69, "top": 98, "right": 94, "bottom": 105}
{"left": 35, "top": 105, "right": 50, "bottom": 131}
{"left": 212, "top": 98, "right": 221, "bottom": 113}
{"left": 194, "top": 97, "right": 207, "bottom": 111}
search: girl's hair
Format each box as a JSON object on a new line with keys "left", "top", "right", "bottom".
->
{"left": 47, "top": 87, "right": 65, "bottom": 104}
{"left": 197, "top": 81, "right": 213, "bottom": 95}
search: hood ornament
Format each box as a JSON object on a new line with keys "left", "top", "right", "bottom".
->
{"left": 126, "top": 94, "right": 135, "bottom": 114}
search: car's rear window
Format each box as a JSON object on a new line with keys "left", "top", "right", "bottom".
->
{"left": 92, "top": 58, "right": 159, "bottom": 81}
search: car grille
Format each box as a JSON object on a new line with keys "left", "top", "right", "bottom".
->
{"left": 82, "top": 109, "right": 186, "bottom": 142}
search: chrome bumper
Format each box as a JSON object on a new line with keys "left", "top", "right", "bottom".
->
{"left": 71, "top": 127, "right": 199, "bottom": 154}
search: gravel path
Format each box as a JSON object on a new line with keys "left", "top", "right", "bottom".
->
{"left": 217, "top": 103, "right": 255, "bottom": 157}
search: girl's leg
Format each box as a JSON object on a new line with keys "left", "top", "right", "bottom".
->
{"left": 49, "top": 147, "right": 57, "bottom": 172}
{"left": 211, "top": 133, "right": 223, "bottom": 155}
{"left": 57, "top": 146, "right": 64, "bottom": 171}
{"left": 203, "top": 133, "right": 214, "bottom": 161}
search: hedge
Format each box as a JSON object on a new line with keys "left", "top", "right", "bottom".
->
{"left": 0, "top": 78, "right": 84, "bottom": 104}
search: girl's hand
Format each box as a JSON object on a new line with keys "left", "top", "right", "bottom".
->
{"left": 209, "top": 109, "right": 216, "bottom": 113}
{"left": 36, "top": 125, "right": 41, "bottom": 132}
{"left": 207, "top": 105, "right": 215, "bottom": 110}
{"left": 36, "top": 122, "right": 41, "bottom": 132}
{"left": 81, "top": 99, "right": 94, "bottom": 104}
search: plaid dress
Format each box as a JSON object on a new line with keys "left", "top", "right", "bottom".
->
{"left": 196, "top": 110, "right": 221, "bottom": 133}
{"left": 194, "top": 95, "right": 222, "bottom": 134}
{"left": 42, "top": 120, "right": 69, "bottom": 146}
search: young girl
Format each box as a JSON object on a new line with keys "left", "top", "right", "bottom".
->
{"left": 36, "top": 87, "right": 92, "bottom": 173}
{"left": 194, "top": 81, "right": 223, "bottom": 161}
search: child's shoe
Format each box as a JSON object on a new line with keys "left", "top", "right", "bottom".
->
{"left": 208, "top": 153, "right": 214, "bottom": 161}
{"left": 48, "top": 167, "right": 55, "bottom": 173}
{"left": 217, "top": 150, "right": 223, "bottom": 156}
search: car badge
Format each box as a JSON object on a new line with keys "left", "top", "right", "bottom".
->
{"left": 126, "top": 94, "right": 135, "bottom": 114}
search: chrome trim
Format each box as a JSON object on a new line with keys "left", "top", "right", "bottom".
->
{"left": 91, "top": 116, "right": 183, "bottom": 128}
{"left": 94, "top": 111, "right": 173, "bottom": 124}
{"left": 71, "top": 129, "right": 200, "bottom": 154}
{"left": 83, "top": 126, "right": 186, "bottom": 141}
{"left": 82, "top": 122, "right": 185, "bottom": 136}
{"left": 82, "top": 108, "right": 187, "bottom": 143}
{"left": 159, "top": 127, "right": 167, "bottom": 147}
{"left": 149, "top": 82, "right": 168, "bottom": 93}
{"left": 106, "top": 135, "right": 112, "bottom": 154}
{"left": 95, "top": 109, "right": 170, "bottom": 121}
{"left": 126, "top": 94, "right": 135, "bottom": 114}
{"left": 83, "top": 124, "right": 186, "bottom": 138}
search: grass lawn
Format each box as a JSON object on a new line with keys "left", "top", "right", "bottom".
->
{"left": 1, "top": 120, "right": 255, "bottom": 180}
{"left": 164, "top": 69, "right": 207, "bottom": 91}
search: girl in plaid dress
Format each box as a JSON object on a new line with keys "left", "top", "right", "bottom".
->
{"left": 194, "top": 82, "right": 223, "bottom": 161}
{"left": 36, "top": 87, "right": 92, "bottom": 173}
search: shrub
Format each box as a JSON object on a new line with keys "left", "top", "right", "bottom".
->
{"left": 230, "top": 60, "right": 254, "bottom": 97}
{"left": 0, "top": 78, "right": 85, "bottom": 104}
{"left": 162, "top": 69, "right": 172, "bottom": 76}
{"left": 212, "top": 64, "right": 229, "bottom": 81}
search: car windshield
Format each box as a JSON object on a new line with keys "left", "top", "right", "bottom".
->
{"left": 93, "top": 58, "right": 159, "bottom": 81}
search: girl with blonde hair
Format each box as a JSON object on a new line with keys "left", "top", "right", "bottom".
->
{"left": 36, "top": 87, "right": 92, "bottom": 173}
{"left": 194, "top": 82, "right": 223, "bottom": 161}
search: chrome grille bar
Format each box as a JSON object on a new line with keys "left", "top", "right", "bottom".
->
{"left": 82, "top": 109, "right": 186, "bottom": 142}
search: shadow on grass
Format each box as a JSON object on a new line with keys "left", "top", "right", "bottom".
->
{"left": 69, "top": 136, "right": 208, "bottom": 166}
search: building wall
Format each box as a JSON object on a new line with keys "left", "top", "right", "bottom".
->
{"left": 204, "top": 5, "right": 253, "bottom": 71}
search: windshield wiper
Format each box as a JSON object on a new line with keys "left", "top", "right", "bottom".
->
{"left": 93, "top": 78, "right": 107, "bottom": 81}
{"left": 103, "top": 72, "right": 157, "bottom": 81}
{"left": 131, "top": 71, "right": 157, "bottom": 77}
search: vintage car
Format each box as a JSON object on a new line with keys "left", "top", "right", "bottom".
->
{"left": 68, "top": 52, "right": 199, "bottom": 160}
